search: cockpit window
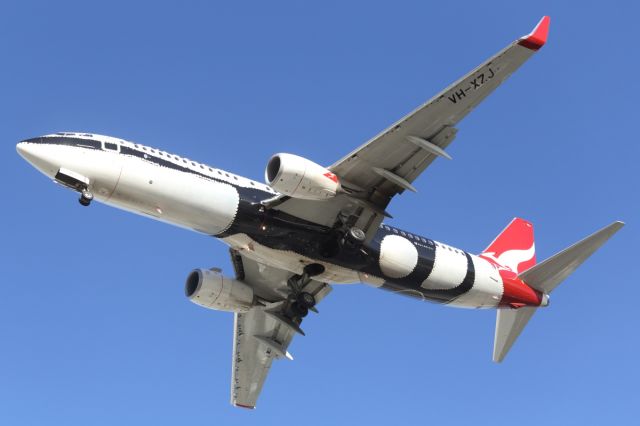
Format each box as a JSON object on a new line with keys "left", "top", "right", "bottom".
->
{"left": 104, "top": 142, "right": 118, "bottom": 151}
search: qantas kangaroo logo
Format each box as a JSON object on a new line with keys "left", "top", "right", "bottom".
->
{"left": 323, "top": 172, "right": 338, "bottom": 183}
{"left": 480, "top": 243, "right": 536, "bottom": 274}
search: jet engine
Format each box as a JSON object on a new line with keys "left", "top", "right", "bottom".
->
{"left": 265, "top": 153, "right": 340, "bottom": 200}
{"left": 185, "top": 268, "right": 254, "bottom": 312}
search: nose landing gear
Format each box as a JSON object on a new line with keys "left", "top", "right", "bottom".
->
{"left": 79, "top": 189, "right": 94, "bottom": 206}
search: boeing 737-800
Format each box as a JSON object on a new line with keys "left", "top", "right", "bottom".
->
{"left": 16, "top": 16, "right": 623, "bottom": 409}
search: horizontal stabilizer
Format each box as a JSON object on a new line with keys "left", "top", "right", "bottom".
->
{"left": 518, "top": 221, "right": 624, "bottom": 293}
{"left": 493, "top": 307, "right": 537, "bottom": 363}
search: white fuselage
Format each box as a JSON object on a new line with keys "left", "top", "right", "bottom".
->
{"left": 17, "top": 133, "right": 529, "bottom": 309}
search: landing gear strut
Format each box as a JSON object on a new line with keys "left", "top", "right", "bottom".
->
{"left": 79, "top": 189, "right": 94, "bottom": 207}
{"left": 283, "top": 263, "right": 324, "bottom": 319}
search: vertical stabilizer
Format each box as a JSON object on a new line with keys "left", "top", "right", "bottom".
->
{"left": 481, "top": 218, "right": 536, "bottom": 274}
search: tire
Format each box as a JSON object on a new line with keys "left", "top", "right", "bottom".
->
{"left": 81, "top": 189, "right": 94, "bottom": 201}
{"left": 297, "top": 292, "right": 316, "bottom": 308}
{"left": 289, "top": 302, "right": 308, "bottom": 318}
{"left": 348, "top": 227, "right": 366, "bottom": 242}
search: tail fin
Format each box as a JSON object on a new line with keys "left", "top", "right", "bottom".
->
{"left": 481, "top": 217, "right": 536, "bottom": 274}
{"left": 492, "top": 220, "right": 624, "bottom": 363}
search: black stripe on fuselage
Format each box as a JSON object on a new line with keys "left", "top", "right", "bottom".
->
{"left": 23, "top": 136, "right": 102, "bottom": 150}
{"left": 378, "top": 251, "right": 475, "bottom": 304}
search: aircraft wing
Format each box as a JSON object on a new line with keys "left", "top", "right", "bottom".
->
{"left": 229, "top": 250, "right": 331, "bottom": 409}
{"left": 271, "top": 17, "right": 549, "bottom": 234}
{"left": 330, "top": 16, "right": 550, "bottom": 207}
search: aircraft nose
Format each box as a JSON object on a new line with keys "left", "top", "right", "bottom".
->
{"left": 16, "top": 141, "right": 36, "bottom": 161}
{"left": 16, "top": 140, "right": 57, "bottom": 177}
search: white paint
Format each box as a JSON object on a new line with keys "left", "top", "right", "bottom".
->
{"left": 422, "top": 243, "right": 467, "bottom": 290}
{"left": 480, "top": 243, "right": 535, "bottom": 274}
{"left": 18, "top": 143, "right": 122, "bottom": 201}
{"left": 379, "top": 235, "right": 418, "bottom": 279}
{"left": 448, "top": 255, "right": 503, "bottom": 308}
{"left": 108, "top": 155, "right": 239, "bottom": 235}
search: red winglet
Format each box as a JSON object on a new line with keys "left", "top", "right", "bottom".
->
{"left": 518, "top": 16, "right": 550, "bottom": 51}
{"left": 234, "top": 403, "right": 255, "bottom": 410}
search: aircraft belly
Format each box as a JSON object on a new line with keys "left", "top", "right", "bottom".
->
{"left": 221, "top": 233, "right": 360, "bottom": 285}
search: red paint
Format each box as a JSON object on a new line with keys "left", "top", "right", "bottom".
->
{"left": 480, "top": 217, "right": 536, "bottom": 275}
{"left": 518, "top": 16, "right": 550, "bottom": 51}
{"left": 323, "top": 171, "right": 339, "bottom": 183}
{"left": 234, "top": 403, "right": 255, "bottom": 410}
{"left": 499, "top": 272, "right": 545, "bottom": 307}
{"left": 480, "top": 217, "right": 544, "bottom": 307}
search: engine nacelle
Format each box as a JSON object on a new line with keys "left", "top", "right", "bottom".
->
{"left": 265, "top": 153, "right": 340, "bottom": 200}
{"left": 185, "top": 268, "right": 254, "bottom": 312}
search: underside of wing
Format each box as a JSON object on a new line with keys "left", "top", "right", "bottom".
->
{"left": 266, "top": 17, "right": 549, "bottom": 238}
{"left": 330, "top": 16, "right": 550, "bottom": 207}
{"left": 229, "top": 251, "right": 331, "bottom": 409}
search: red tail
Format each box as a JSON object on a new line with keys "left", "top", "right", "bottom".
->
{"left": 480, "top": 218, "right": 536, "bottom": 274}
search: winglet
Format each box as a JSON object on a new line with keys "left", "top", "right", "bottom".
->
{"left": 518, "top": 16, "right": 550, "bottom": 51}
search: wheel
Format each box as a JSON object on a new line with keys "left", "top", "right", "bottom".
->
{"left": 81, "top": 189, "right": 94, "bottom": 201}
{"left": 79, "top": 189, "right": 93, "bottom": 206}
{"left": 348, "top": 227, "right": 366, "bottom": 242}
{"left": 287, "top": 301, "right": 308, "bottom": 319}
{"left": 297, "top": 292, "right": 316, "bottom": 308}
{"left": 340, "top": 227, "right": 366, "bottom": 251}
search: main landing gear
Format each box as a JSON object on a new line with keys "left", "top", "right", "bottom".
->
{"left": 282, "top": 263, "right": 324, "bottom": 320}
{"left": 79, "top": 189, "right": 94, "bottom": 206}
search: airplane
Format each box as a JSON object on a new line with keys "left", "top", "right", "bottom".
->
{"left": 16, "top": 16, "right": 624, "bottom": 409}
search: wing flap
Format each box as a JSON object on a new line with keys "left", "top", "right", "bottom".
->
{"left": 230, "top": 253, "right": 331, "bottom": 409}
{"left": 231, "top": 307, "right": 295, "bottom": 408}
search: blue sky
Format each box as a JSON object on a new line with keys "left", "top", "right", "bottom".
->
{"left": 1, "top": 1, "right": 638, "bottom": 424}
